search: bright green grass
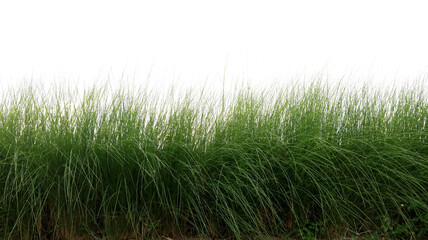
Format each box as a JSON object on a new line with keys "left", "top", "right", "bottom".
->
{"left": 0, "top": 79, "right": 427, "bottom": 239}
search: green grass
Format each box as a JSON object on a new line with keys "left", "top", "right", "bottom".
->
{"left": 0, "top": 79, "right": 427, "bottom": 239}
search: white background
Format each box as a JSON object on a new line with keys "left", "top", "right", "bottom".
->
{"left": 1, "top": 0, "right": 428, "bottom": 93}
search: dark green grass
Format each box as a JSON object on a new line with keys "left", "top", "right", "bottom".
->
{"left": 0, "top": 79, "right": 427, "bottom": 239}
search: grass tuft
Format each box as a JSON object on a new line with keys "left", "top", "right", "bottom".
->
{"left": 0, "top": 79, "right": 427, "bottom": 239}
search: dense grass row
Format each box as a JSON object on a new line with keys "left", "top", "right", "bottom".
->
{"left": 0, "top": 80, "right": 427, "bottom": 239}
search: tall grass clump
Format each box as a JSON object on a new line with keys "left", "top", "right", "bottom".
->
{"left": 0, "top": 79, "right": 427, "bottom": 239}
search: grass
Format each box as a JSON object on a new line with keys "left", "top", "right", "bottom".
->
{"left": 0, "top": 78, "right": 427, "bottom": 239}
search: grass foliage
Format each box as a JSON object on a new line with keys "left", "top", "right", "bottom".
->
{"left": 0, "top": 79, "right": 427, "bottom": 239}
